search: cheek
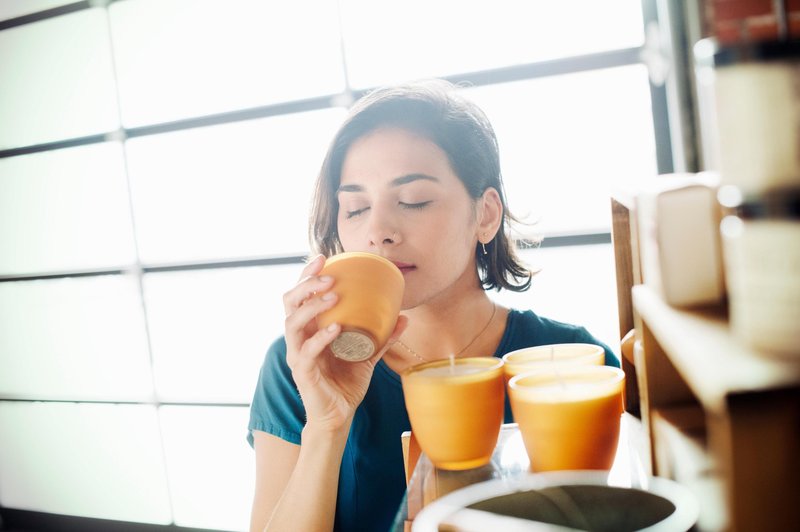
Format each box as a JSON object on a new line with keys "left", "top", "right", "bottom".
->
{"left": 336, "top": 218, "right": 355, "bottom": 249}
{"left": 336, "top": 217, "right": 369, "bottom": 252}
{"left": 421, "top": 218, "right": 477, "bottom": 274}
{"left": 438, "top": 211, "right": 478, "bottom": 253}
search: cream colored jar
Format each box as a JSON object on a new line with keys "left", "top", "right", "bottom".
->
{"left": 694, "top": 39, "right": 800, "bottom": 194}
{"left": 720, "top": 190, "right": 800, "bottom": 358}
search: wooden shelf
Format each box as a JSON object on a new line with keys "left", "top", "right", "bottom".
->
{"left": 614, "top": 187, "right": 800, "bottom": 531}
{"left": 633, "top": 285, "right": 800, "bottom": 413}
{"left": 632, "top": 284, "right": 800, "bottom": 531}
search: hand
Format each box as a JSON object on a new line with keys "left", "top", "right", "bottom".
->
{"left": 282, "top": 255, "right": 408, "bottom": 434}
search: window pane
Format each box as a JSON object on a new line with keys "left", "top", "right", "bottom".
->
{"left": 0, "top": 276, "right": 153, "bottom": 401}
{"left": 490, "top": 244, "right": 620, "bottom": 353}
{"left": 0, "top": 143, "right": 136, "bottom": 276}
{"left": 159, "top": 406, "right": 252, "bottom": 531}
{"left": 0, "top": 8, "right": 119, "bottom": 149}
{"left": 462, "top": 65, "right": 657, "bottom": 236}
{"left": 144, "top": 264, "right": 302, "bottom": 403}
{"left": 0, "top": 0, "right": 76, "bottom": 21}
{"left": 341, "top": 0, "right": 644, "bottom": 88}
{"left": 0, "top": 402, "right": 171, "bottom": 524}
{"left": 126, "top": 109, "right": 344, "bottom": 264}
{"left": 109, "top": 0, "right": 345, "bottom": 127}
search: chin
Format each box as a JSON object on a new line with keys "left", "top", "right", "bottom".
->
{"left": 400, "top": 292, "right": 424, "bottom": 311}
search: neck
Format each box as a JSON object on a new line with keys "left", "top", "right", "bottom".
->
{"left": 397, "top": 290, "right": 501, "bottom": 363}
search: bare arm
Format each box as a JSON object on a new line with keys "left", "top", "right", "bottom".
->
{"left": 250, "top": 425, "right": 350, "bottom": 532}
{"left": 249, "top": 432, "right": 299, "bottom": 532}
{"left": 250, "top": 255, "right": 406, "bottom": 532}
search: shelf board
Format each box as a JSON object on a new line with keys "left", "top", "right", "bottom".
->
{"left": 633, "top": 285, "right": 800, "bottom": 412}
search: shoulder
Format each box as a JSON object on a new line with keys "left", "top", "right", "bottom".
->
{"left": 506, "top": 309, "right": 589, "bottom": 342}
{"left": 264, "top": 336, "right": 289, "bottom": 369}
{"left": 258, "top": 336, "right": 297, "bottom": 391}
{"left": 502, "top": 309, "right": 619, "bottom": 367}
{"left": 248, "top": 336, "right": 305, "bottom": 446}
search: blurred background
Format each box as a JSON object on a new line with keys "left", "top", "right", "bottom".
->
{"left": 0, "top": 0, "right": 677, "bottom": 530}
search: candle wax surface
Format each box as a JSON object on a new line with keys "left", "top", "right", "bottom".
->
{"left": 410, "top": 364, "right": 489, "bottom": 377}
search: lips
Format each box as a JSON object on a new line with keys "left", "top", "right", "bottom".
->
{"left": 390, "top": 260, "right": 416, "bottom": 274}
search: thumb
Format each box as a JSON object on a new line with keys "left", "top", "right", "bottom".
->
{"left": 368, "top": 315, "right": 409, "bottom": 364}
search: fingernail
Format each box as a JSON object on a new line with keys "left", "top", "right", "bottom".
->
{"left": 306, "top": 254, "right": 324, "bottom": 264}
{"left": 327, "top": 322, "right": 339, "bottom": 332}
{"left": 319, "top": 275, "right": 333, "bottom": 283}
{"left": 322, "top": 292, "right": 336, "bottom": 301}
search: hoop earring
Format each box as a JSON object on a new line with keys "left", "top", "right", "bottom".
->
{"left": 481, "top": 241, "right": 488, "bottom": 255}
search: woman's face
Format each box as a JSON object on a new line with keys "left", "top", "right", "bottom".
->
{"left": 336, "top": 127, "right": 481, "bottom": 309}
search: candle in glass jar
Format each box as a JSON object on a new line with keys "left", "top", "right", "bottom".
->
{"left": 502, "top": 343, "right": 604, "bottom": 383}
{"left": 315, "top": 252, "right": 404, "bottom": 362}
{"left": 402, "top": 357, "right": 504, "bottom": 471}
{"left": 509, "top": 365, "right": 625, "bottom": 472}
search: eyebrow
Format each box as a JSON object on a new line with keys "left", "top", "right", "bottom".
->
{"left": 337, "top": 173, "right": 440, "bottom": 193}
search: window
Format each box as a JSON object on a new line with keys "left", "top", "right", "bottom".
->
{"left": 0, "top": 1, "right": 662, "bottom": 529}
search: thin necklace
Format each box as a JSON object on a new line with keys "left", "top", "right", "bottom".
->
{"left": 397, "top": 301, "right": 498, "bottom": 362}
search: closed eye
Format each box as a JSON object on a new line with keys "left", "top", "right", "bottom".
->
{"left": 400, "top": 201, "right": 432, "bottom": 210}
{"left": 345, "top": 207, "right": 369, "bottom": 219}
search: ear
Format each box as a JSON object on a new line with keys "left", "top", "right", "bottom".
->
{"left": 476, "top": 187, "right": 503, "bottom": 244}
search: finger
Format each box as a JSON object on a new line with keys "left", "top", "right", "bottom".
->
{"left": 292, "top": 321, "right": 341, "bottom": 373}
{"left": 283, "top": 272, "right": 334, "bottom": 315}
{"left": 285, "top": 254, "right": 327, "bottom": 310}
{"left": 284, "top": 291, "right": 338, "bottom": 351}
{"left": 368, "top": 315, "right": 409, "bottom": 364}
{"left": 389, "top": 314, "right": 409, "bottom": 341}
{"left": 299, "top": 254, "right": 325, "bottom": 279}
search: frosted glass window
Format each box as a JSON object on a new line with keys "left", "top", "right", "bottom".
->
{"left": 0, "top": 143, "right": 136, "bottom": 276}
{"left": 462, "top": 65, "right": 658, "bottom": 236}
{"left": 144, "top": 264, "right": 303, "bottom": 403}
{"left": 159, "top": 406, "right": 253, "bottom": 531}
{"left": 109, "top": 0, "right": 345, "bottom": 127}
{"left": 0, "top": 275, "right": 153, "bottom": 401}
{"left": 126, "top": 109, "right": 344, "bottom": 264}
{"left": 0, "top": 402, "right": 171, "bottom": 524}
{"left": 0, "top": 0, "right": 76, "bottom": 21}
{"left": 0, "top": 8, "right": 119, "bottom": 149}
{"left": 341, "top": 0, "right": 644, "bottom": 88}
{"left": 491, "top": 244, "right": 620, "bottom": 354}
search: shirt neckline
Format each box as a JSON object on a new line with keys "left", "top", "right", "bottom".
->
{"left": 376, "top": 308, "right": 520, "bottom": 385}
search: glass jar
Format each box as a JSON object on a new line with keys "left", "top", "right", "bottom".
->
{"left": 694, "top": 39, "right": 800, "bottom": 194}
{"left": 719, "top": 186, "right": 800, "bottom": 358}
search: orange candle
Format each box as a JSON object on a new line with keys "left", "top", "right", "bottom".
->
{"left": 502, "top": 343, "right": 604, "bottom": 383}
{"left": 402, "top": 358, "right": 504, "bottom": 471}
{"left": 508, "top": 366, "right": 625, "bottom": 472}
{"left": 316, "top": 252, "right": 404, "bottom": 362}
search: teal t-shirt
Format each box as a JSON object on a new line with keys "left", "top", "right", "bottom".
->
{"left": 248, "top": 309, "right": 618, "bottom": 532}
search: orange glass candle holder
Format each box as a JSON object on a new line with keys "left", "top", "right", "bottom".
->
{"left": 502, "top": 343, "right": 604, "bottom": 383}
{"left": 509, "top": 365, "right": 625, "bottom": 472}
{"left": 401, "top": 357, "right": 505, "bottom": 471}
{"left": 316, "top": 252, "right": 404, "bottom": 362}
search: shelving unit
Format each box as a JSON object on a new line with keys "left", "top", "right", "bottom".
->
{"left": 634, "top": 287, "right": 800, "bottom": 412}
{"left": 635, "top": 285, "right": 800, "bottom": 530}
{"left": 612, "top": 193, "right": 800, "bottom": 531}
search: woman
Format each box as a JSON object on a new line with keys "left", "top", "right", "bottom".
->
{"left": 248, "top": 80, "right": 618, "bottom": 532}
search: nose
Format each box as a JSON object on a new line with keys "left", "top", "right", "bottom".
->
{"left": 366, "top": 205, "right": 401, "bottom": 249}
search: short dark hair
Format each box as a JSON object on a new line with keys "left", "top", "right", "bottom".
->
{"left": 309, "top": 79, "right": 532, "bottom": 292}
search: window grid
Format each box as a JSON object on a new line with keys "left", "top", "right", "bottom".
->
{"left": 0, "top": 1, "right": 661, "bottom": 387}
{"left": 0, "top": 1, "right": 669, "bottom": 529}
{"left": 0, "top": 0, "right": 657, "bottom": 283}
